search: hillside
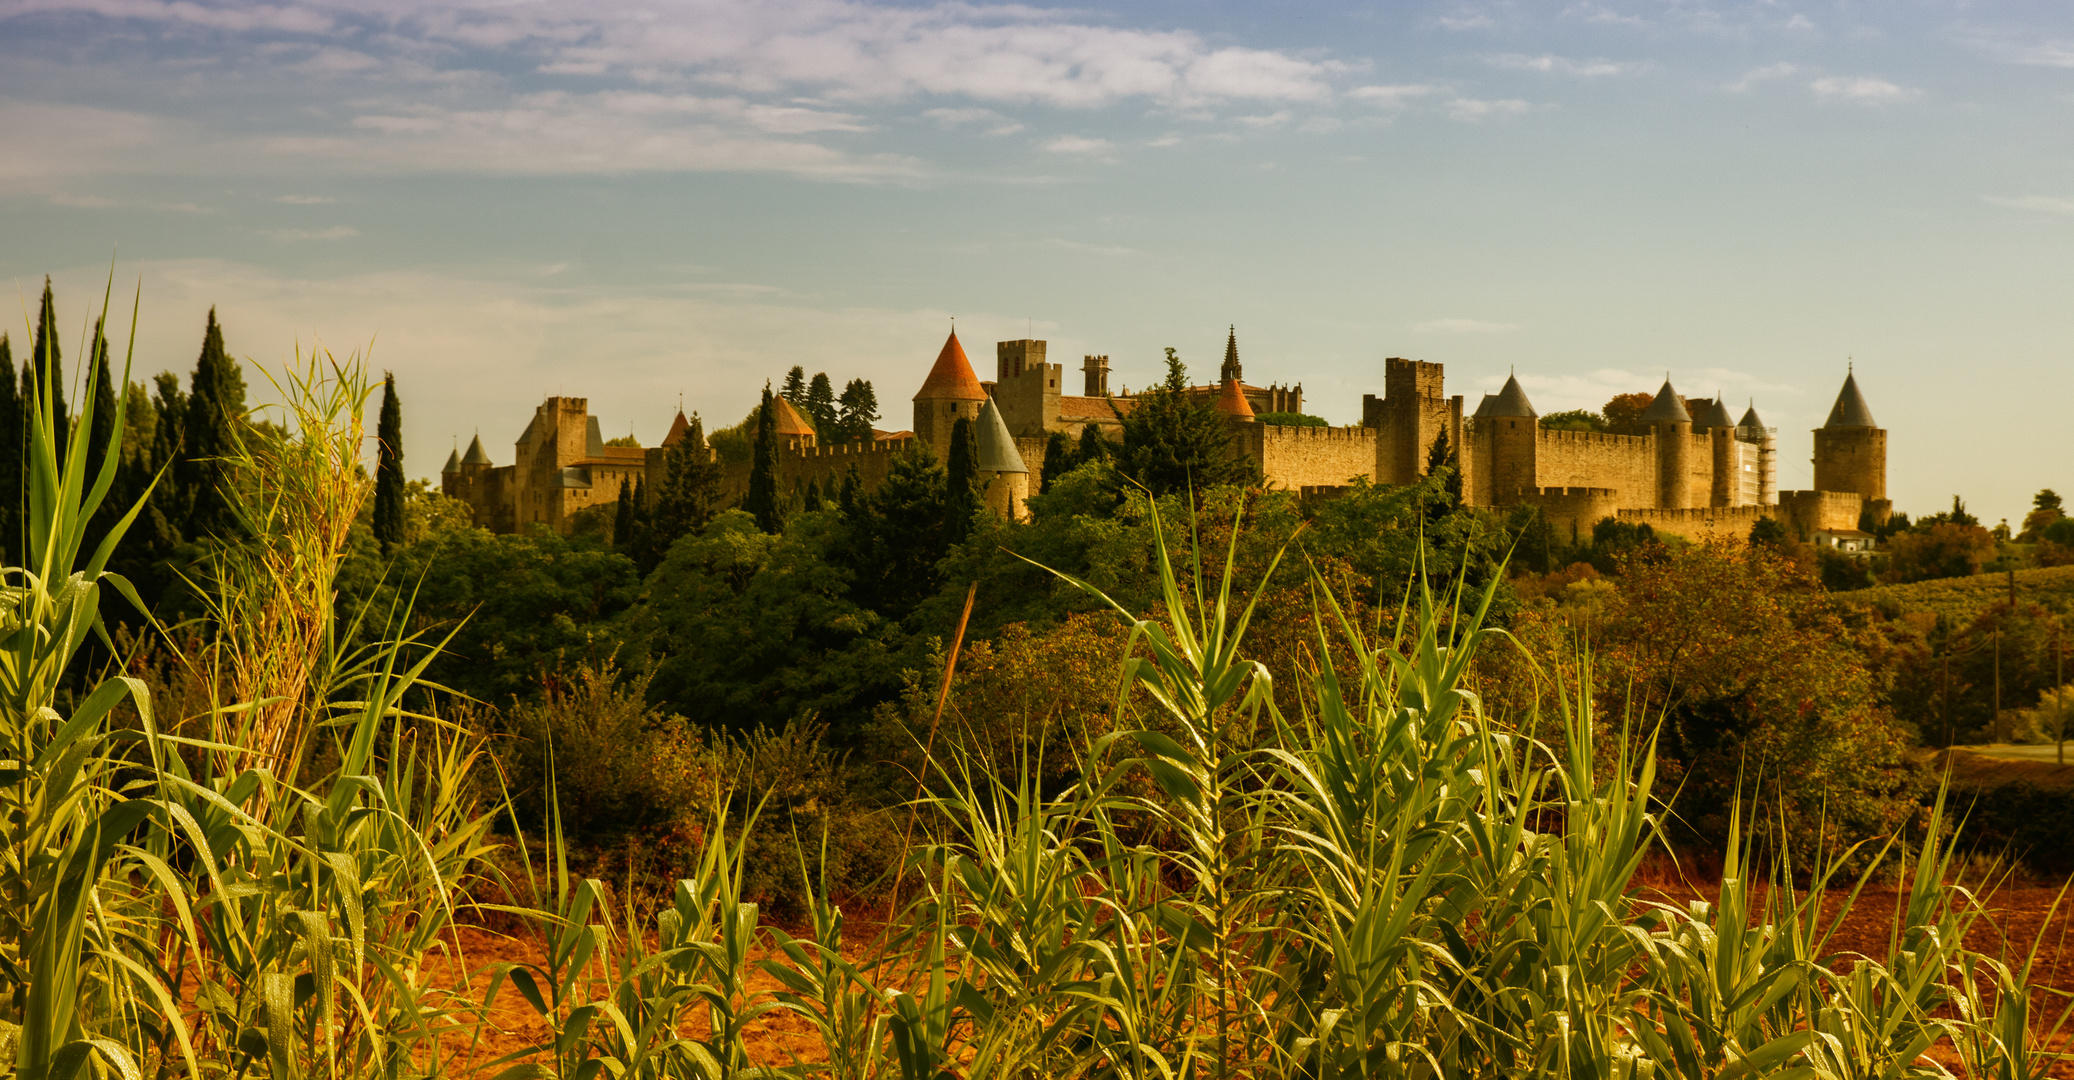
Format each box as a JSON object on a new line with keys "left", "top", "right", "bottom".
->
{"left": 1846, "top": 564, "right": 2074, "bottom": 623}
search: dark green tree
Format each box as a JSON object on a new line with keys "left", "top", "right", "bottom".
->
{"left": 1749, "top": 516, "right": 1788, "bottom": 547}
{"left": 373, "top": 371, "right": 405, "bottom": 552}
{"left": 613, "top": 476, "right": 635, "bottom": 549}
{"left": 182, "top": 309, "right": 246, "bottom": 541}
{"left": 834, "top": 442, "right": 947, "bottom": 620}
{"left": 1424, "top": 426, "right": 1462, "bottom": 512}
{"left": 1076, "top": 421, "right": 1108, "bottom": 464}
{"left": 1116, "top": 348, "right": 1256, "bottom": 497}
{"left": 80, "top": 320, "right": 130, "bottom": 564}
{"left": 744, "top": 386, "right": 783, "bottom": 533}
{"left": 0, "top": 335, "right": 19, "bottom": 566}
{"left": 835, "top": 378, "right": 879, "bottom": 444}
{"left": 781, "top": 366, "right": 808, "bottom": 404}
{"left": 1039, "top": 430, "right": 1074, "bottom": 493}
{"left": 644, "top": 413, "right": 724, "bottom": 571}
{"left": 805, "top": 372, "right": 837, "bottom": 434}
{"left": 943, "top": 416, "right": 981, "bottom": 545}
{"left": 30, "top": 278, "right": 68, "bottom": 469}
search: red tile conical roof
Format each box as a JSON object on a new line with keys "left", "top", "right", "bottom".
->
{"left": 913, "top": 331, "right": 987, "bottom": 402}
{"left": 1215, "top": 378, "right": 1256, "bottom": 420}
{"left": 662, "top": 410, "right": 691, "bottom": 447}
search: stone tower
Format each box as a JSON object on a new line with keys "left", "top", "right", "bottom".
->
{"left": 1693, "top": 396, "right": 1739, "bottom": 508}
{"left": 1378, "top": 357, "right": 1449, "bottom": 485}
{"left": 912, "top": 330, "right": 987, "bottom": 452}
{"left": 974, "top": 396, "right": 1030, "bottom": 520}
{"left": 1480, "top": 373, "right": 1538, "bottom": 503}
{"left": 1812, "top": 369, "right": 1886, "bottom": 503}
{"left": 1640, "top": 379, "right": 1693, "bottom": 509}
{"left": 1082, "top": 354, "right": 1110, "bottom": 396}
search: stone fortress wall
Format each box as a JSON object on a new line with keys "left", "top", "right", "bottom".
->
{"left": 445, "top": 329, "right": 1892, "bottom": 549}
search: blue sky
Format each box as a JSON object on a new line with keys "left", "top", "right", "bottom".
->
{"left": 3, "top": 0, "right": 2071, "bottom": 523}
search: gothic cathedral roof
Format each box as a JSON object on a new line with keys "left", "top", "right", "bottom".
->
{"left": 914, "top": 330, "right": 987, "bottom": 402}
{"left": 1823, "top": 371, "right": 1877, "bottom": 429}
{"left": 1220, "top": 326, "right": 1242, "bottom": 384}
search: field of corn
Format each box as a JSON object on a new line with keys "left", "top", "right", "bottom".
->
{"left": 8, "top": 300, "right": 2074, "bottom": 1079}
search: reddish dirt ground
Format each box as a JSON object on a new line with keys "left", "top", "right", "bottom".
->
{"left": 415, "top": 875, "right": 2074, "bottom": 1077}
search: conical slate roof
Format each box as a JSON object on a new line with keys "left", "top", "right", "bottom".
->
{"left": 1471, "top": 393, "right": 1499, "bottom": 419}
{"left": 1483, "top": 374, "right": 1537, "bottom": 418}
{"left": 462, "top": 434, "right": 492, "bottom": 466}
{"left": 441, "top": 447, "right": 461, "bottom": 474}
{"left": 1823, "top": 371, "right": 1877, "bottom": 428}
{"left": 975, "top": 396, "right": 1027, "bottom": 473}
{"left": 913, "top": 330, "right": 987, "bottom": 402}
{"left": 1215, "top": 377, "right": 1256, "bottom": 420}
{"left": 1738, "top": 403, "right": 1765, "bottom": 430}
{"left": 1694, "top": 396, "right": 1737, "bottom": 430}
{"left": 1637, "top": 380, "right": 1690, "bottom": 424}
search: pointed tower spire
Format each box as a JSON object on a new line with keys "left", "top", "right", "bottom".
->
{"left": 913, "top": 330, "right": 986, "bottom": 402}
{"left": 1823, "top": 370, "right": 1877, "bottom": 428}
{"left": 1637, "top": 378, "right": 1690, "bottom": 424}
{"left": 1220, "top": 325, "right": 1242, "bottom": 384}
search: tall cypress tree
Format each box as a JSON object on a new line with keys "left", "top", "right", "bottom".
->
{"left": 1039, "top": 430, "right": 1073, "bottom": 494}
{"left": 1077, "top": 421, "right": 1108, "bottom": 464}
{"left": 943, "top": 415, "right": 981, "bottom": 545}
{"left": 613, "top": 476, "right": 634, "bottom": 550}
{"left": 373, "top": 371, "right": 405, "bottom": 551}
{"left": 744, "top": 386, "right": 782, "bottom": 533}
{"left": 0, "top": 335, "right": 19, "bottom": 567}
{"left": 183, "top": 308, "right": 246, "bottom": 541}
{"left": 30, "top": 278, "right": 67, "bottom": 469}
{"left": 780, "top": 366, "right": 807, "bottom": 404}
{"left": 645, "top": 413, "right": 722, "bottom": 571}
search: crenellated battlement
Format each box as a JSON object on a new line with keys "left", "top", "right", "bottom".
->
{"left": 1259, "top": 424, "right": 1375, "bottom": 443}
{"left": 1534, "top": 428, "right": 1651, "bottom": 449}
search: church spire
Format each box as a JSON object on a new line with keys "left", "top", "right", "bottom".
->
{"left": 1220, "top": 325, "right": 1242, "bottom": 384}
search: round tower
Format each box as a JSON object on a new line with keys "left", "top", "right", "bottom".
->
{"left": 912, "top": 330, "right": 987, "bottom": 455}
{"left": 1639, "top": 378, "right": 1692, "bottom": 509}
{"left": 1812, "top": 369, "right": 1886, "bottom": 502}
{"left": 1694, "top": 395, "right": 1739, "bottom": 508}
{"left": 1474, "top": 373, "right": 1539, "bottom": 504}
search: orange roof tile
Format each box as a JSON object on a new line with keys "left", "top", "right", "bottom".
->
{"left": 913, "top": 331, "right": 987, "bottom": 401}
{"left": 662, "top": 410, "right": 691, "bottom": 446}
{"left": 1215, "top": 378, "right": 1256, "bottom": 419}
{"left": 772, "top": 396, "right": 817, "bottom": 436}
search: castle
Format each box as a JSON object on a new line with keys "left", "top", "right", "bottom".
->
{"left": 443, "top": 328, "right": 1889, "bottom": 545}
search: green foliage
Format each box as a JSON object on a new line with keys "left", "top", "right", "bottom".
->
{"left": 180, "top": 307, "right": 247, "bottom": 542}
{"left": 339, "top": 521, "right": 642, "bottom": 704}
{"left": 746, "top": 385, "right": 782, "bottom": 533}
{"left": 1602, "top": 390, "right": 1654, "bottom": 434}
{"left": 833, "top": 377, "right": 879, "bottom": 445}
{"left": 1750, "top": 514, "right": 1788, "bottom": 546}
{"left": 1116, "top": 348, "right": 1257, "bottom": 496}
{"left": 1540, "top": 407, "right": 1606, "bottom": 431}
{"left": 373, "top": 370, "right": 405, "bottom": 550}
{"left": 29, "top": 278, "right": 67, "bottom": 470}
{"left": 640, "top": 412, "right": 722, "bottom": 572}
{"left": 805, "top": 371, "right": 837, "bottom": 433}
{"left": 1818, "top": 546, "right": 1876, "bottom": 591}
{"left": 943, "top": 415, "right": 980, "bottom": 546}
{"left": 1886, "top": 521, "right": 1998, "bottom": 583}
{"left": 1254, "top": 411, "right": 1326, "bottom": 426}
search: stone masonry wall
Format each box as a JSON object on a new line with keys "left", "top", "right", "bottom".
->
{"left": 1255, "top": 424, "right": 1377, "bottom": 490}
{"left": 1616, "top": 504, "right": 1773, "bottom": 542}
{"left": 1535, "top": 429, "right": 1657, "bottom": 506}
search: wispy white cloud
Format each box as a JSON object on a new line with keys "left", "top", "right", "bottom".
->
{"left": 1488, "top": 53, "right": 1644, "bottom": 77}
{"left": 1347, "top": 83, "right": 1443, "bottom": 107}
{"left": 44, "top": 191, "right": 213, "bottom": 213}
{"left": 1235, "top": 110, "right": 1292, "bottom": 129}
{"left": 1985, "top": 195, "right": 2074, "bottom": 216}
{"left": 275, "top": 194, "right": 336, "bottom": 204}
{"left": 1561, "top": 3, "right": 1646, "bottom": 27}
{"left": 1809, "top": 76, "right": 1917, "bottom": 104}
{"left": 1414, "top": 318, "right": 1516, "bottom": 334}
{"left": 1446, "top": 98, "right": 1532, "bottom": 121}
{"left": 1041, "top": 135, "right": 1115, "bottom": 156}
{"left": 923, "top": 107, "right": 1022, "bottom": 135}
{"left": 1726, "top": 62, "right": 1796, "bottom": 92}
